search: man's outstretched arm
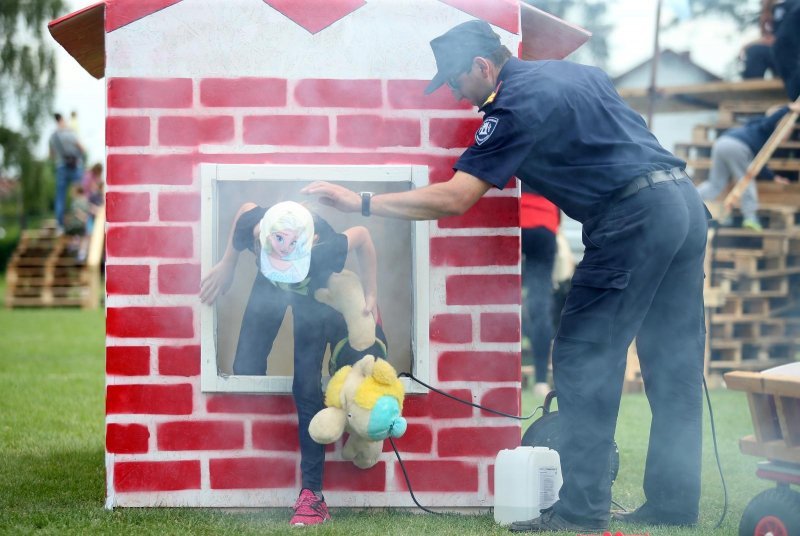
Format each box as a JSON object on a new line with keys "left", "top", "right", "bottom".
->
{"left": 301, "top": 171, "right": 492, "bottom": 221}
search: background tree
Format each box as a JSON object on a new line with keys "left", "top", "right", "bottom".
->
{"left": 522, "top": 0, "right": 612, "bottom": 69}
{"left": 681, "top": 0, "right": 763, "bottom": 28}
{"left": 0, "top": 0, "right": 66, "bottom": 226}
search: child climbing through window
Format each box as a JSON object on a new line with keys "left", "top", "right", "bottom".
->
{"left": 200, "top": 201, "right": 378, "bottom": 527}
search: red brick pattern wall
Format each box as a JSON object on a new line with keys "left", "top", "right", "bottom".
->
{"left": 105, "top": 76, "right": 520, "bottom": 506}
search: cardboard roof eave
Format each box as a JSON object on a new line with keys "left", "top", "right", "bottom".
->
{"left": 48, "top": 1, "right": 105, "bottom": 79}
{"left": 48, "top": 1, "right": 590, "bottom": 81}
{"left": 519, "top": 3, "right": 591, "bottom": 61}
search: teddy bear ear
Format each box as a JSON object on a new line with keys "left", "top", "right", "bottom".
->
{"left": 325, "top": 365, "right": 351, "bottom": 408}
{"left": 353, "top": 354, "right": 376, "bottom": 375}
{"left": 372, "top": 358, "right": 398, "bottom": 385}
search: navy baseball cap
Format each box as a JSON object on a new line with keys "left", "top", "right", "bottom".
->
{"left": 425, "top": 19, "right": 502, "bottom": 95}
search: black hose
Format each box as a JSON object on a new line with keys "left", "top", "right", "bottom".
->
{"left": 398, "top": 372, "right": 543, "bottom": 420}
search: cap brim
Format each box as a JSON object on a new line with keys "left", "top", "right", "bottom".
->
{"left": 425, "top": 70, "right": 449, "bottom": 95}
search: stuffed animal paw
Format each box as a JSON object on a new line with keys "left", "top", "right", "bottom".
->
{"left": 314, "top": 270, "right": 388, "bottom": 375}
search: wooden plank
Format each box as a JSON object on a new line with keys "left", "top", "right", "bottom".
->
{"left": 712, "top": 254, "right": 791, "bottom": 275}
{"left": 8, "top": 277, "right": 86, "bottom": 287}
{"left": 676, "top": 140, "right": 800, "bottom": 151}
{"left": 726, "top": 371, "right": 767, "bottom": 392}
{"left": 713, "top": 356, "right": 797, "bottom": 371}
{"left": 12, "top": 257, "right": 82, "bottom": 267}
{"left": 740, "top": 436, "right": 800, "bottom": 464}
{"left": 725, "top": 290, "right": 792, "bottom": 299}
{"left": 690, "top": 122, "right": 800, "bottom": 139}
{"left": 687, "top": 158, "right": 800, "bottom": 172}
{"left": 619, "top": 78, "right": 786, "bottom": 114}
{"left": 775, "top": 396, "right": 800, "bottom": 447}
{"left": 761, "top": 375, "right": 800, "bottom": 398}
{"left": 712, "top": 335, "right": 798, "bottom": 345}
{"left": 735, "top": 266, "right": 800, "bottom": 278}
{"left": 5, "top": 297, "right": 85, "bottom": 307}
{"left": 750, "top": 392, "right": 782, "bottom": 443}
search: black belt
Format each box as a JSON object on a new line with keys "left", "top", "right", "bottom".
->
{"left": 614, "top": 167, "right": 689, "bottom": 202}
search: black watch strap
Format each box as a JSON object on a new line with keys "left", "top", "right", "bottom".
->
{"left": 360, "top": 191, "right": 373, "bottom": 217}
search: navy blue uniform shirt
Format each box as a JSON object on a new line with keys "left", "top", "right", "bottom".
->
{"left": 724, "top": 106, "right": 790, "bottom": 180}
{"left": 725, "top": 106, "right": 789, "bottom": 154}
{"left": 454, "top": 58, "right": 685, "bottom": 223}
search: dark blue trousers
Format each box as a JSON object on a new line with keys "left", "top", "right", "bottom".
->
{"left": 54, "top": 163, "right": 83, "bottom": 228}
{"left": 773, "top": 0, "right": 800, "bottom": 100}
{"left": 551, "top": 178, "right": 708, "bottom": 525}
{"left": 741, "top": 43, "right": 776, "bottom": 79}
{"left": 234, "top": 274, "right": 346, "bottom": 491}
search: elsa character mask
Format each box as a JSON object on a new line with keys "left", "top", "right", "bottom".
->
{"left": 259, "top": 201, "right": 315, "bottom": 284}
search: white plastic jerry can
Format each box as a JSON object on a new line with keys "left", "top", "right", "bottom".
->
{"left": 493, "top": 446, "right": 563, "bottom": 525}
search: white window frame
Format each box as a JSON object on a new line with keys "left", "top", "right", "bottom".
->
{"left": 200, "top": 163, "right": 430, "bottom": 394}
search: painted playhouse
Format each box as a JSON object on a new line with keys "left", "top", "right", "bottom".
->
{"left": 49, "top": 0, "right": 587, "bottom": 509}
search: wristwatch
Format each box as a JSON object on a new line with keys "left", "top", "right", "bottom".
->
{"left": 360, "top": 191, "right": 373, "bottom": 217}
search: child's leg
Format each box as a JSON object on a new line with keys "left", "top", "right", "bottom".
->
{"left": 232, "top": 275, "right": 289, "bottom": 375}
{"left": 291, "top": 296, "right": 338, "bottom": 491}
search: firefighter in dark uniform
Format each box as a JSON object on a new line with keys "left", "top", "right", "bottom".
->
{"left": 303, "top": 20, "right": 709, "bottom": 532}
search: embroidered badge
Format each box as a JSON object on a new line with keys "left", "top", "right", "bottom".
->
{"left": 475, "top": 117, "right": 499, "bottom": 146}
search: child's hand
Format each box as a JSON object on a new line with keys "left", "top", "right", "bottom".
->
{"left": 200, "top": 261, "right": 235, "bottom": 304}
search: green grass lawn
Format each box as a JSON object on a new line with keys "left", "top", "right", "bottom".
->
{"left": 0, "top": 287, "right": 777, "bottom": 535}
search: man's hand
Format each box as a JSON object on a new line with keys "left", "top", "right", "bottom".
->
{"left": 301, "top": 181, "right": 360, "bottom": 213}
{"left": 789, "top": 101, "right": 800, "bottom": 114}
{"left": 774, "top": 174, "right": 791, "bottom": 185}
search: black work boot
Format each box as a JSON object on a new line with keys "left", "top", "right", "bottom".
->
{"left": 613, "top": 502, "right": 698, "bottom": 527}
{"left": 509, "top": 507, "right": 607, "bottom": 533}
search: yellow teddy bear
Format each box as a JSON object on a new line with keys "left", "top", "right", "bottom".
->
{"left": 308, "top": 355, "right": 406, "bottom": 469}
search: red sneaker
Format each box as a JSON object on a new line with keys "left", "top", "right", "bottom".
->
{"left": 290, "top": 489, "right": 331, "bottom": 526}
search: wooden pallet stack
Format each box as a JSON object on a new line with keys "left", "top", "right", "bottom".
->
{"left": 706, "top": 220, "right": 800, "bottom": 371}
{"left": 5, "top": 227, "right": 88, "bottom": 307}
{"left": 675, "top": 101, "right": 800, "bottom": 374}
{"left": 4, "top": 208, "right": 105, "bottom": 309}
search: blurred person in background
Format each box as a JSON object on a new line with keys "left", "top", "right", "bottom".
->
{"left": 520, "top": 185, "right": 559, "bottom": 398}
{"left": 695, "top": 102, "right": 799, "bottom": 231}
{"left": 82, "top": 163, "right": 104, "bottom": 236}
{"left": 48, "top": 113, "right": 85, "bottom": 235}
{"left": 739, "top": 0, "right": 777, "bottom": 79}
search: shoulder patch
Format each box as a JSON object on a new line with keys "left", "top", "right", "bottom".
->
{"left": 475, "top": 117, "right": 499, "bottom": 146}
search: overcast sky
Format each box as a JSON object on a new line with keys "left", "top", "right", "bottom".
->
{"left": 48, "top": 0, "right": 759, "bottom": 163}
